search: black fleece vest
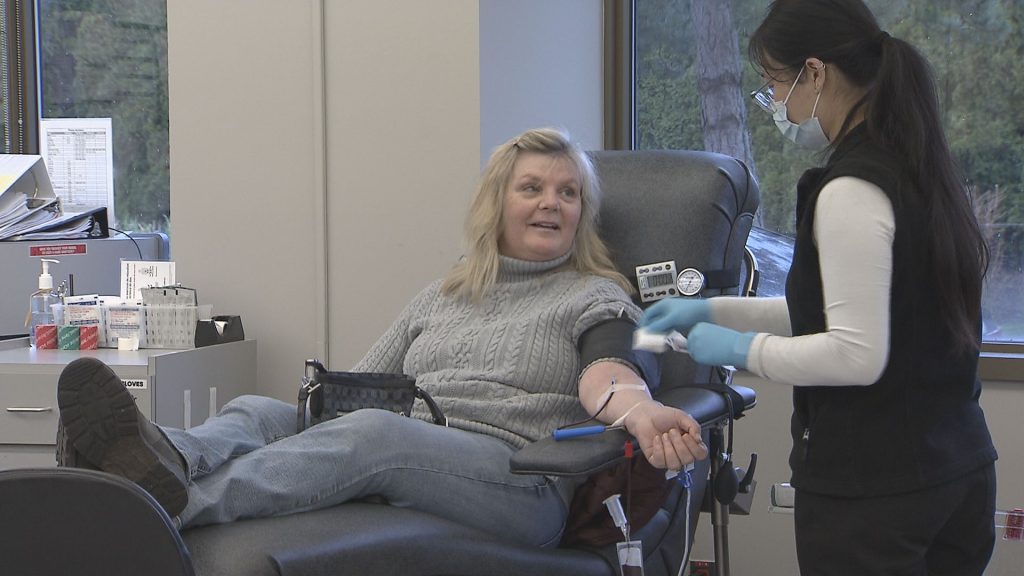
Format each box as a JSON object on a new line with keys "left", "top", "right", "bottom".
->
{"left": 785, "top": 125, "right": 996, "bottom": 497}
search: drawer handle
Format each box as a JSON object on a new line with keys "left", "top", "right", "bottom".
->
{"left": 6, "top": 406, "right": 54, "bottom": 413}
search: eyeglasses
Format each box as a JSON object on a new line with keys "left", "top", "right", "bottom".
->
{"left": 749, "top": 81, "right": 775, "bottom": 115}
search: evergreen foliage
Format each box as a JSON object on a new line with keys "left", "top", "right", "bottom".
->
{"left": 37, "top": 0, "right": 169, "bottom": 233}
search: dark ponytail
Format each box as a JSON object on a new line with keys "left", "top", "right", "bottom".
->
{"left": 750, "top": 0, "right": 989, "bottom": 353}
{"left": 869, "top": 34, "right": 989, "bottom": 353}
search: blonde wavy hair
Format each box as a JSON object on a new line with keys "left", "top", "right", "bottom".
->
{"left": 441, "top": 127, "right": 632, "bottom": 302}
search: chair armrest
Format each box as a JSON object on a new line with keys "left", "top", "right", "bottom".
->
{"left": 509, "top": 384, "right": 756, "bottom": 477}
{"left": 656, "top": 384, "right": 756, "bottom": 426}
{"left": 510, "top": 426, "right": 630, "bottom": 477}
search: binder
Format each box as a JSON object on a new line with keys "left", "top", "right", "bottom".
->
{"left": 0, "top": 154, "right": 109, "bottom": 241}
{"left": 3, "top": 206, "right": 109, "bottom": 241}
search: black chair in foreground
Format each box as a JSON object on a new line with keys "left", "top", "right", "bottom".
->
{"left": 0, "top": 149, "right": 759, "bottom": 576}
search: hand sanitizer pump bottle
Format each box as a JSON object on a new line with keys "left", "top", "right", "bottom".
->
{"left": 29, "top": 258, "right": 60, "bottom": 347}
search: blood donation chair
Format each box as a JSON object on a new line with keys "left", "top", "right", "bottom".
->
{"left": 0, "top": 149, "right": 760, "bottom": 576}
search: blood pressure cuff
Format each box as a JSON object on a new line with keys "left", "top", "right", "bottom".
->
{"left": 578, "top": 317, "right": 660, "bottom": 391}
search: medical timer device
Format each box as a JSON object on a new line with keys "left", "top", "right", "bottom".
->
{"left": 635, "top": 261, "right": 705, "bottom": 302}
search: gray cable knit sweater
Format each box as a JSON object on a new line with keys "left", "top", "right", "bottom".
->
{"left": 352, "top": 253, "right": 642, "bottom": 449}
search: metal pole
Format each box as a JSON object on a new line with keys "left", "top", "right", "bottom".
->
{"left": 709, "top": 425, "right": 731, "bottom": 576}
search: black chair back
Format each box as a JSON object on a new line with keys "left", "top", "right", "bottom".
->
{"left": 0, "top": 467, "right": 195, "bottom": 576}
{"left": 590, "top": 150, "right": 760, "bottom": 389}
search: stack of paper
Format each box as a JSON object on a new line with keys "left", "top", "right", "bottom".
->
{"left": 0, "top": 155, "right": 108, "bottom": 241}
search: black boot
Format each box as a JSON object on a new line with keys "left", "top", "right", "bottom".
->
{"left": 57, "top": 357, "right": 189, "bottom": 518}
{"left": 56, "top": 420, "right": 100, "bottom": 470}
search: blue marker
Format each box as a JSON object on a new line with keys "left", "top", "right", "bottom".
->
{"left": 553, "top": 424, "right": 624, "bottom": 441}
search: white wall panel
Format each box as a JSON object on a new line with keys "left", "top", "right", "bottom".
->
{"left": 323, "top": 1, "right": 481, "bottom": 369}
{"left": 168, "top": 0, "right": 321, "bottom": 398}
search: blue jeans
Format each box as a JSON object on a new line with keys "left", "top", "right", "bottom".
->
{"left": 162, "top": 395, "right": 567, "bottom": 547}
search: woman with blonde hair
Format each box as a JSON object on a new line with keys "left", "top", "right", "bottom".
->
{"left": 57, "top": 127, "right": 707, "bottom": 547}
{"left": 443, "top": 126, "right": 630, "bottom": 302}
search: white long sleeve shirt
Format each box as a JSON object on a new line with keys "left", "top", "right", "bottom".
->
{"left": 711, "top": 176, "right": 895, "bottom": 387}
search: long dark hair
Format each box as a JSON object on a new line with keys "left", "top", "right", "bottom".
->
{"left": 749, "top": 0, "right": 989, "bottom": 353}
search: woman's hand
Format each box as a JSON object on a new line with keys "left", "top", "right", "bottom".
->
{"left": 686, "top": 322, "right": 755, "bottom": 369}
{"left": 623, "top": 401, "right": 708, "bottom": 470}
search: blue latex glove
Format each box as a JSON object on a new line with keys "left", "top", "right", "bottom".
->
{"left": 640, "top": 298, "right": 711, "bottom": 334}
{"left": 686, "top": 322, "right": 756, "bottom": 369}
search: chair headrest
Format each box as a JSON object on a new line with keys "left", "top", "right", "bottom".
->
{"left": 589, "top": 150, "right": 760, "bottom": 305}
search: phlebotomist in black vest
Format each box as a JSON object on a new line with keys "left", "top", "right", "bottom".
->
{"left": 640, "top": 0, "right": 997, "bottom": 574}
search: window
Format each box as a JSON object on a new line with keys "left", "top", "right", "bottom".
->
{"left": 632, "top": 0, "right": 1024, "bottom": 346}
{"left": 3, "top": 0, "right": 169, "bottom": 234}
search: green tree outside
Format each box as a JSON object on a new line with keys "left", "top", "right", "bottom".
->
{"left": 37, "top": 0, "right": 169, "bottom": 234}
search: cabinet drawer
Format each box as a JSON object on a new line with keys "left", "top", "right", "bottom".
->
{"left": 0, "top": 376, "right": 59, "bottom": 445}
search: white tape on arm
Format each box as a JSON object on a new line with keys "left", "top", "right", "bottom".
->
{"left": 594, "top": 382, "right": 649, "bottom": 412}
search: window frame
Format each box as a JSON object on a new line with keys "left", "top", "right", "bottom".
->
{"left": 3, "top": 0, "right": 38, "bottom": 154}
{"left": 606, "top": 0, "right": 1024, "bottom": 380}
{"left": 603, "top": 0, "right": 634, "bottom": 151}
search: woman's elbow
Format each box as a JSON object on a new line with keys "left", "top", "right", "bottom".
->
{"left": 830, "top": 335, "right": 889, "bottom": 386}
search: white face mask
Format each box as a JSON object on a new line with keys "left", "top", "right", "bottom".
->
{"left": 771, "top": 67, "right": 830, "bottom": 150}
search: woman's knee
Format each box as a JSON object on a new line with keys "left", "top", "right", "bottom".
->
{"left": 222, "top": 394, "right": 289, "bottom": 413}
{"left": 221, "top": 395, "right": 295, "bottom": 429}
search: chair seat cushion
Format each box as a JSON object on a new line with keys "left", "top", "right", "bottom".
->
{"left": 182, "top": 502, "right": 613, "bottom": 576}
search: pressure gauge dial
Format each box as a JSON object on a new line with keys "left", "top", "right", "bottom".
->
{"left": 675, "top": 268, "right": 705, "bottom": 297}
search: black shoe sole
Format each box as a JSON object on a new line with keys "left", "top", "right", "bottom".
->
{"left": 56, "top": 419, "right": 100, "bottom": 470}
{"left": 57, "top": 357, "right": 188, "bottom": 517}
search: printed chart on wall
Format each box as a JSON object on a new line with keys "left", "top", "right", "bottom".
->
{"left": 39, "top": 118, "right": 115, "bottom": 225}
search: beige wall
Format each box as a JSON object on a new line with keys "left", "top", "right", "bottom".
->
{"left": 979, "top": 380, "right": 1024, "bottom": 575}
{"left": 169, "top": 1, "right": 483, "bottom": 394}
{"left": 322, "top": 1, "right": 481, "bottom": 369}
{"left": 168, "top": 0, "right": 323, "bottom": 398}
{"left": 167, "top": 0, "right": 603, "bottom": 396}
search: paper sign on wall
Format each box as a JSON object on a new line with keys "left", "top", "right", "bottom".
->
{"left": 39, "top": 118, "right": 115, "bottom": 223}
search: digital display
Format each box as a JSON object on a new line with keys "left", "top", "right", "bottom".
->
{"left": 639, "top": 272, "right": 674, "bottom": 290}
{"left": 635, "top": 260, "right": 678, "bottom": 303}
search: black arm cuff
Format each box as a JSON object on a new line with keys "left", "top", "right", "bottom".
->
{"left": 578, "top": 317, "right": 661, "bottom": 391}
